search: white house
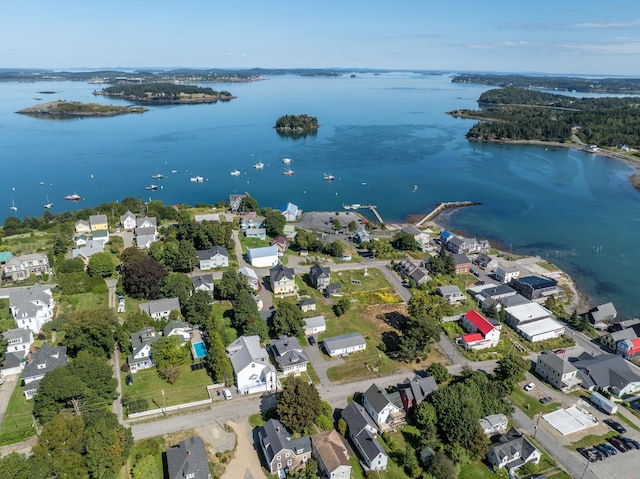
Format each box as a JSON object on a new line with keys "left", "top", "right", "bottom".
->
{"left": 197, "top": 246, "right": 229, "bottom": 270}
{"left": 9, "top": 284, "right": 55, "bottom": 333}
{"left": 22, "top": 344, "right": 68, "bottom": 399}
{"left": 312, "top": 430, "right": 351, "bottom": 479}
{"left": 361, "top": 383, "right": 406, "bottom": 431}
{"left": 238, "top": 266, "right": 260, "bottom": 291}
{"left": 487, "top": 428, "right": 541, "bottom": 475}
{"left": 504, "top": 302, "right": 565, "bottom": 342}
{"left": 303, "top": 316, "right": 326, "bottom": 336}
{"left": 435, "top": 285, "right": 465, "bottom": 304}
{"left": 1, "top": 328, "right": 33, "bottom": 376}
{"left": 128, "top": 327, "right": 159, "bottom": 373}
{"left": 247, "top": 246, "right": 279, "bottom": 268}
{"left": 120, "top": 210, "right": 137, "bottom": 231}
{"left": 281, "top": 202, "right": 300, "bottom": 222}
{"left": 135, "top": 217, "right": 158, "bottom": 249}
{"left": 163, "top": 320, "right": 192, "bottom": 344}
{"left": 269, "top": 336, "right": 309, "bottom": 376}
{"left": 323, "top": 332, "right": 366, "bottom": 357}
{"left": 341, "top": 401, "right": 388, "bottom": 472}
{"left": 480, "top": 414, "right": 508, "bottom": 436}
{"left": 138, "top": 297, "right": 181, "bottom": 320}
{"left": 226, "top": 335, "right": 277, "bottom": 395}
{"left": 191, "top": 273, "right": 214, "bottom": 296}
{"left": 74, "top": 220, "right": 91, "bottom": 234}
{"left": 496, "top": 265, "right": 520, "bottom": 284}
{"left": 535, "top": 351, "right": 581, "bottom": 391}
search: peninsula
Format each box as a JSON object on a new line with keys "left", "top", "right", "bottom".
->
{"left": 274, "top": 113, "right": 319, "bottom": 132}
{"left": 17, "top": 100, "right": 147, "bottom": 118}
{"left": 94, "top": 82, "right": 236, "bottom": 105}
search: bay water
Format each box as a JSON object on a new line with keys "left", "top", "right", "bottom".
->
{"left": 1, "top": 73, "right": 639, "bottom": 316}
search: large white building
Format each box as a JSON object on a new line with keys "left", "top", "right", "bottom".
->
{"left": 504, "top": 302, "right": 565, "bottom": 342}
{"left": 226, "top": 335, "right": 277, "bottom": 395}
{"left": 9, "top": 284, "right": 55, "bottom": 333}
{"left": 247, "top": 246, "right": 279, "bottom": 268}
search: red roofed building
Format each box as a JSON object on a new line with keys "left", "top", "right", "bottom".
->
{"left": 460, "top": 310, "right": 501, "bottom": 350}
{"left": 617, "top": 338, "right": 640, "bottom": 359}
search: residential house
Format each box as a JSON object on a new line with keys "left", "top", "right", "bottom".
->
{"left": 496, "top": 265, "right": 520, "bottom": 284}
{"left": 341, "top": 401, "right": 388, "bottom": 472}
{"left": 194, "top": 213, "right": 220, "bottom": 223}
{"left": 226, "top": 335, "right": 277, "bottom": 395}
{"left": 74, "top": 220, "right": 91, "bottom": 234}
{"left": 444, "top": 235, "right": 490, "bottom": 255}
{"left": 136, "top": 216, "right": 157, "bottom": 230}
{"left": 135, "top": 217, "right": 159, "bottom": 249}
{"left": 480, "top": 414, "right": 508, "bottom": 436}
{"left": 127, "top": 327, "right": 159, "bottom": 373}
{"left": 1, "top": 328, "right": 33, "bottom": 376}
{"left": 166, "top": 436, "right": 211, "bottom": 479}
{"left": 453, "top": 253, "right": 471, "bottom": 275}
{"left": 323, "top": 332, "right": 366, "bottom": 357}
{"left": 138, "top": 297, "right": 181, "bottom": 320}
{"left": 120, "top": 211, "right": 137, "bottom": 231}
{"left": 600, "top": 325, "right": 640, "bottom": 352}
{"left": 401, "top": 225, "right": 430, "bottom": 251}
{"left": 409, "top": 266, "right": 431, "bottom": 286}
{"left": 270, "top": 265, "right": 296, "bottom": 295}
{"left": 504, "top": 302, "right": 565, "bottom": 342}
{"left": 475, "top": 253, "right": 498, "bottom": 271}
{"left": 239, "top": 213, "right": 265, "bottom": 230}
{"left": 460, "top": 310, "right": 501, "bottom": 350}
{"left": 269, "top": 336, "right": 309, "bottom": 376}
{"left": 282, "top": 224, "right": 297, "bottom": 240}
{"left": 325, "top": 284, "right": 342, "bottom": 296}
{"left": 303, "top": 315, "right": 326, "bottom": 336}
{"left": 247, "top": 246, "right": 279, "bottom": 268}
{"left": 91, "top": 229, "right": 110, "bottom": 245}
{"left": 22, "top": 344, "right": 68, "bottom": 399}
{"left": 74, "top": 234, "right": 89, "bottom": 246}
{"left": 4, "top": 253, "right": 50, "bottom": 281}
{"left": 398, "top": 259, "right": 419, "bottom": 276}
{"left": 163, "top": 320, "right": 191, "bottom": 344}
{"left": 354, "top": 227, "right": 370, "bottom": 245}
{"left": 609, "top": 318, "right": 640, "bottom": 333}
{"left": 89, "top": 214, "right": 108, "bottom": 231}
{"left": 309, "top": 264, "right": 331, "bottom": 291}
{"left": 511, "top": 275, "right": 560, "bottom": 301}
{"left": 312, "top": 430, "right": 351, "bottom": 479}
{"left": 588, "top": 302, "right": 617, "bottom": 330}
{"left": 229, "top": 194, "right": 247, "bottom": 212}
{"left": 238, "top": 266, "right": 260, "bottom": 291}
{"left": 487, "top": 427, "right": 541, "bottom": 475}
{"left": 617, "top": 338, "right": 640, "bottom": 359}
{"left": 245, "top": 227, "right": 267, "bottom": 240}
{"left": 9, "top": 284, "right": 55, "bottom": 333}
{"left": 281, "top": 202, "right": 300, "bottom": 222}
{"left": 197, "top": 246, "right": 229, "bottom": 270}
{"left": 299, "top": 298, "right": 317, "bottom": 313}
{"left": 435, "top": 285, "right": 465, "bottom": 305}
{"left": 72, "top": 239, "right": 105, "bottom": 262}
{"left": 270, "top": 236, "right": 289, "bottom": 256}
{"left": 362, "top": 383, "right": 406, "bottom": 431}
{"left": 397, "top": 375, "right": 438, "bottom": 413}
{"left": 535, "top": 351, "right": 581, "bottom": 391}
{"left": 257, "top": 419, "right": 312, "bottom": 477}
{"left": 573, "top": 353, "right": 640, "bottom": 396}
{"left": 191, "top": 273, "right": 214, "bottom": 296}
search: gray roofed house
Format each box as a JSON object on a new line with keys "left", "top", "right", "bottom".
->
{"left": 496, "top": 293, "right": 530, "bottom": 309}
{"left": 270, "top": 264, "right": 296, "bottom": 295}
{"left": 166, "top": 436, "right": 211, "bottom": 479}
{"left": 247, "top": 246, "right": 279, "bottom": 268}
{"left": 354, "top": 227, "right": 370, "bottom": 244}
{"left": 138, "top": 297, "right": 181, "bottom": 320}
{"left": 245, "top": 227, "right": 267, "bottom": 239}
{"left": 480, "top": 414, "right": 508, "bottom": 436}
{"left": 325, "top": 283, "right": 342, "bottom": 296}
{"left": 163, "top": 320, "right": 191, "bottom": 344}
{"left": 303, "top": 315, "right": 325, "bottom": 335}
{"left": 309, "top": 264, "right": 331, "bottom": 291}
{"left": 452, "top": 253, "right": 471, "bottom": 274}
{"left": 487, "top": 427, "right": 541, "bottom": 474}
{"left": 535, "top": 351, "right": 581, "bottom": 391}
{"left": 398, "top": 375, "right": 438, "bottom": 413}
{"left": 226, "top": 335, "right": 277, "bottom": 395}
{"left": 127, "top": 327, "right": 159, "bottom": 373}
{"left": 4, "top": 253, "right": 50, "bottom": 281}
{"left": 588, "top": 302, "right": 617, "bottom": 330}
{"left": 238, "top": 266, "right": 260, "bottom": 291}
{"left": 74, "top": 219, "right": 91, "bottom": 233}
{"left": 362, "top": 383, "right": 406, "bottom": 431}
{"left": 341, "top": 401, "right": 388, "bottom": 471}
{"left": 299, "top": 298, "right": 317, "bottom": 313}
{"left": 475, "top": 253, "right": 498, "bottom": 271}
{"left": 269, "top": 336, "right": 309, "bottom": 376}
{"left": 192, "top": 273, "right": 214, "bottom": 296}
{"left": 1, "top": 328, "right": 33, "bottom": 376}
{"left": 9, "top": 283, "right": 55, "bottom": 333}
{"left": 197, "top": 246, "right": 229, "bottom": 270}
{"left": 22, "top": 344, "right": 68, "bottom": 399}
{"left": 89, "top": 214, "right": 108, "bottom": 231}
{"left": 71, "top": 239, "right": 105, "bottom": 261}
{"left": 194, "top": 213, "right": 220, "bottom": 223}
{"left": 257, "top": 419, "right": 312, "bottom": 475}
{"left": 408, "top": 266, "right": 431, "bottom": 286}
{"left": 435, "top": 285, "right": 465, "bottom": 304}
{"left": 120, "top": 210, "right": 136, "bottom": 230}
{"left": 511, "top": 275, "right": 560, "bottom": 301}
{"left": 281, "top": 202, "right": 300, "bottom": 222}
{"left": 600, "top": 324, "right": 640, "bottom": 352}
{"left": 323, "top": 332, "right": 366, "bottom": 357}
{"left": 136, "top": 216, "right": 157, "bottom": 229}
{"left": 573, "top": 353, "right": 640, "bottom": 396}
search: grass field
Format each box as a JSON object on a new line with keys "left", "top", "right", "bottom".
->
{"left": 238, "top": 234, "right": 270, "bottom": 253}
{"left": 0, "top": 231, "right": 55, "bottom": 255}
{"left": 0, "top": 378, "right": 35, "bottom": 445}
{"left": 509, "top": 388, "right": 559, "bottom": 418}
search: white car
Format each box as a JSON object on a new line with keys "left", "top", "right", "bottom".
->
{"left": 524, "top": 382, "right": 536, "bottom": 392}
{"left": 222, "top": 388, "right": 232, "bottom": 400}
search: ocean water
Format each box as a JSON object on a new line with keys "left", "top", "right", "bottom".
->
{"left": 1, "top": 73, "right": 639, "bottom": 315}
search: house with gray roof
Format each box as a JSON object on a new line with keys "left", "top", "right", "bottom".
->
{"left": 300, "top": 298, "right": 317, "bottom": 313}
{"left": 238, "top": 266, "right": 260, "bottom": 291}
{"left": 134, "top": 217, "right": 158, "bottom": 249}
{"left": 22, "top": 344, "right": 68, "bottom": 399}
{"left": 194, "top": 213, "right": 220, "bottom": 223}
{"left": 163, "top": 320, "right": 191, "bottom": 344}
{"left": 444, "top": 235, "right": 490, "bottom": 255}
{"left": 354, "top": 227, "right": 370, "bottom": 245}
{"left": 398, "top": 375, "right": 438, "bottom": 413}
{"left": 475, "top": 253, "right": 498, "bottom": 271}
{"left": 120, "top": 210, "right": 136, "bottom": 231}
{"left": 309, "top": 264, "right": 331, "bottom": 291}
{"left": 74, "top": 219, "right": 91, "bottom": 234}
{"left": 166, "top": 436, "right": 211, "bottom": 479}
{"left": 192, "top": 273, "right": 214, "bottom": 296}
{"left": 9, "top": 284, "right": 55, "bottom": 333}
{"left": 281, "top": 202, "right": 300, "bottom": 222}
{"left": 138, "top": 297, "right": 181, "bottom": 320}
{"left": 588, "top": 302, "right": 617, "bottom": 330}
{"left": 127, "top": 327, "right": 159, "bottom": 373}
{"left": 4, "top": 253, "right": 50, "bottom": 282}
{"left": 247, "top": 246, "right": 279, "bottom": 268}
{"left": 89, "top": 214, "right": 108, "bottom": 231}
{"left": 245, "top": 227, "right": 267, "bottom": 240}
{"left": 341, "top": 401, "right": 388, "bottom": 472}
{"left": 480, "top": 414, "right": 508, "bottom": 436}
{"left": 325, "top": 284, "right": 342, "bottom": 296}
{"left": 312, "top": 430, "right": 351, "bottom": 479}
{"left": 573, "top": 353, "right": 640, "bottom": 397}
{"left": 226, "top": 335, "right": 277, "bottom": 395}
{"left": 487, "top": 427, "right": 541, "bottom": 475}
{"left": 270, "top": 265, "right": 296, "bottom": 295}
{"left": 269, "top": 336, "right": 309, "bottom": 377}
{"left": 257, "top": 419, "right": 312, "bottom": 476}
{"left": 71, "top": 239, "right": 105, "bottom": 261}
{"left": 323, "top": 332, "right": 366, "bottom": 357}
{"left": 197, "top": 246, "right": 229, "bottom": 270}
{"left": 535, "top": 351, "right": 581, "bottom": 392}
{"left": 511, "top": 275, "right": 560, "bottom": 301}
{"left": 600, "top": 324, "right": 640, "bottom": 352}
{"left": 362, "top": 383, "right": 406, "bottom": 431}
{"left": 303, "top": 315, "right": 325, "bottom": 335}
{"left": 1, "top": 328, "right": 33, "bottom": 376}
{"left": 435, "top": 285, "right": 465, "bottom": 304}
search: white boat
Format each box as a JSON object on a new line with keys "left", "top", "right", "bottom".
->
{"left": 413, "top": 184, "right": 418, "bottom": 191}
{"left": 171, "top": 169, "right": 178, "bottom": 173}
{"left": 283, "top": 168, "right": 294, "bottom": 176}
{"left": 190, "top": 176, "right": 203, "bottom": 183}
{"left": 282, "top": 157, "right": 292, "bottom": 164}
{"left": 44, "top": 195, "right": 53, "bottom": 209}
{"left": 231, "top": 169, "right": 241, "bottom": 176}
{"left": 146, "top": 184, "right": 158, "bottom": 190}
{"left": 10, "top": 199, "right": 17, "bottom": 212}
{"left": 323, "top": 173, "right": 335, "bottom": 180}
{"left": 253, "top": 162, "right": 264, "bottom": 169}
{"left": 151, "top": 171, "right": 163, "bottom": 180}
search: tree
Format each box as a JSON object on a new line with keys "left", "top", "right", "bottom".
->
{"left": 414, "top": 401, "right": 438, "bottom": 444}
{"left": 427, "top": 363, "right": 451, "bottom": 384}
{"left": 183, "top": 290, "right": 214, "bottom": 325}
{"left": 122, "top": 250, "right": 168, "bottom": 299}
{"left": 84, "top": 410, "right": 133, "bottom": 479}
{"left": 69, "top": 351, "right": 118, "bottom": 404}
{"left": 64, "top": 308, "right": 118, "bottom": 358}
{"left": 58, "top": 257, "right": 85, "bottom": 273}
{"left": 0, "top": 452, "right": 37, "bottom": 479}
{"left": 518, "top": 461, "right": 537, "bottom": 476}
{"left": 276, "top": 376, "right": 322, "bottom": 435}
{"left": 338, "top": 418, "right": 347, "bottom": 436}
{"left": 272, "top": 302, "right": 304, "bottom": 337}
{"left": 323, "top": 241, "right": 344, "bottom": 258}
{"left": 262, "top": 208, "right": 286, "bottom": 237}
{"left": 205, "top": 331, "right": 233, "bottom": 385}
{"left": 393, "top": 231, "right": 418, "bottom": 251}
{"left": 86, "top": 251, "right": 115, "bottom": 278}
{"left": 32, "top": 413, "right": 87, "bottom": 479}
{"left": 240, "top": 195, "right": 259, "bottom": 212}
{"left": 33, "top": 368, "right": 88, "bottom": 424}
{"left": 429, "top": 451, "right": 459, "bottom": 479}
{"left": 151, "top": 336, "right": 189, "bottom": 382}
{"left": 333, "top": 297, "right": 351, "bottom": 317}
{"left": 132, "top": 455, "right": 158, "bottom": 479}
{"left": 163, "top": 273, "right": 193, "bottom": 307}
{"left": 493, "top": 353, "right": 527, "bottom": 394}
{"left": 217, "top": 270, "right": 248, "bottom": 301}
{"left": 348, "top": 220, "right": 357, "bottom": 232}
{"left": 232, "top": 289, "right": 261, "bottom": 332}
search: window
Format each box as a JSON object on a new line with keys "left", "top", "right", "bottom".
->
{"left": 276, "top": 456, "right": 281, "bottom": 460}
{"left": 277, "top": 463, "right": 282, "bottom": 470}
{"left": 285, "top": 453, "right": 290, "bottom": 458}
{"left": 287, "top": 460, "right": 292, "bottom": 466}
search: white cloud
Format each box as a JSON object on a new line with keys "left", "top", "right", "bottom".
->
{"left": 574, "top": 18, "right": 640, "bottom": 29}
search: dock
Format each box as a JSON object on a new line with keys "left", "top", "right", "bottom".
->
{"left": 343, "top": 204, "right": 384, "bottom": 224}
{"left": 415, "top": 201, "right": 481, "bottom": 226}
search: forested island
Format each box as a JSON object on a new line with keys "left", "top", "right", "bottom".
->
{"left": 17, "top": 100, "right": 147, "bottom": 118}
{"left": 452, "top": 73, "right": 640, "bottom": 94}
{"left": 274, "top": 114, "right": 319, "bottom": 131}
{"left": 94, "top": 83, "right": 235, "bottom": 104}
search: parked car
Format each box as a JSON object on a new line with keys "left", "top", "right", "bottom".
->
{"left": 588, "top": 447, "right": 604, "bottom": 461}
{"left": 622, "top": 437, "right": 640, "bottom": 450}
{"left": 593, "top": 444, "right": 610, "bottom": 458}
{"left": 600, "top": 443, "right": 617, "bottom": 455}
{"left": 577, "top": 447, "right": 597, "bottom": 462}
{"left": 222, "top": 388, "right": 232, "bottom": 400}
{"left": 125, "top": 375, "right": 133, "bottom": 386}
{"left": 604, "top": 418, "right": 626, "bottom": 434}
{"left": 607, "top": 436, "right": 628, "bottom": 453}
{"left": 553, "top": 349, "right": 565, "bottom": 355}
{"left": 308, "top": 336, "right": 316, "bottom": 346}
{"left": 539, "top": 396, "right": 553, "bottom": 404}
{"left": 524, "top": 382, "right": 536, "bottom": 392}
{"left": 616, "top": 436, "right": 638, "bottom": 450}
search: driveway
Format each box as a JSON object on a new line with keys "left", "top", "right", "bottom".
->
{"left": 303, "top": 343, "right": 343, "bottom": 388}
{"left": 221, "top": 421, "right": 266, "bottom": 479}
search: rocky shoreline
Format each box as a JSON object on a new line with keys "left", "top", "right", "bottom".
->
{"left": 17, "top": 100, "right": 147, "bottom": 118}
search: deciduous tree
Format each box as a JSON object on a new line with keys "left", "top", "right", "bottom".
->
{"left": 64, "top": 308, "right": 118, "bottom": 358}
{"left": 272, "top": 302, "right": 304, "bottom": 337}
{"left": 276, "top": 376, "right": 322, "bottom": 435}
{"left": 87, "top": 251, "right": 115, "bottom": 278}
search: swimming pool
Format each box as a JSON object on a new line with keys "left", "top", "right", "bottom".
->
{"left": 193, "top": 341, "right": 207, "bottom": 359}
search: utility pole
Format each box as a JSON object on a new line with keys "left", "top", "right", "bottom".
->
{"left": 161, "top": 389, "right": 166, "bottom": 415}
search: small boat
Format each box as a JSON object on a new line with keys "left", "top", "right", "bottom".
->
{"left": 253, "top": 162, "right": 264, "bottom": 169}
{"left": 323, "top": 173, "right": 335, "bottom": 181}
{"left": 151, "top": 172, "right": 163, "bottom": 180}
{"left": 413, "top": 184, "right": 418, "bottom": 191}
{"left": 282, "top": 158, "right": 292, "bottom": 164}
{"left": 39, "top": 181, "right": 45, "bottom": 185}
{"left": 190, "top": 176, "right": 203, "bottom": 183}
{"left": 283, "top": 168, "right": 294, "bottom": 176}
{"left": 171, "top": 169, "right": 178, "bottom": 173}
{"left": 231, "top": 169, "right": 241, "bottom": 176}
{"left": 146, "top": 184, "right": 158, "bottom": 190}
{"left": 64, "top": 193, "right": 81, "bottom": 201}
{"left": 44, "top": 195, "right": 53, "bottom": 209}
{"left": 10, "top": 199, "right": 17, "bottom": 212}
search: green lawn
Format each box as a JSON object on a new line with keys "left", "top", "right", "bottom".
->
{"left": 330, "top": 268, "right": 394, "bottom": 295}
{"left": 68, "top": 291, "right": 109, "bottom": 311}
{"left": 128, "top": 436, "right": 166, "bottom": 479}
{"left": 122, "top": 363, "right": 213, "bottom": 414}
{"left": 459, "top": 462, "right": 506, "bottom": 479}
{"left": 570, "top": 431, "right": 615, "bottom": 449}
{"left": 238, "top": 234, "right": 270, "bottom": 253}
{"left": 509, "top": 388, "right": 559, "bottom": 418}
{"left": 0, "top": 378, "right": 35, "bottom": 445}
{"left": 0, "top": 231, "right": 55, "bottom": 255}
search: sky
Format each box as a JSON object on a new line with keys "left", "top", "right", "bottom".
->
{"left": 3, "top": 0, "right": 640, "bottom": 75}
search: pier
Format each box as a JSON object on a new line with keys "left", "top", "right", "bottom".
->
{"left": 343, "top": 204, "right": 384, "bottom": 224}
{"left": 415, "top": 201, "right": 481, "bottom": 226}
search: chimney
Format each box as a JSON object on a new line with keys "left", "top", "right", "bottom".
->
{"left": 277, "top": 427, "right": 281, "bottom": 433}
{"left": 187, "top": 450, "right": 192, "bottom": 456}
{"left": 372, "top": 434, "right": 377, "bottom": 441}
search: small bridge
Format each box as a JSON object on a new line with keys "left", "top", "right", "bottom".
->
{"left": 415, "top": 201, "right": 481, "bottom": 226}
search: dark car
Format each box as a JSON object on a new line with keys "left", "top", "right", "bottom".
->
{"left": 593, "top": 444, "right": 610, "bottom": 458}
{"left": 588, "top": 447, "right": 604, "bottom": 461}
{"left": 624, "top": 437, "right": 640, "bottom": 450}
{"left": 125, "top": 375, "right": 133, "bottom": 386}
{"left": 539, "top": 396, "right": 553, "bottom": 404}
{"left": 308, "top": 336, "right": 316, "bottom": 346}
{"left": 607, "top": 436, "right": 628, "bottom": 453}
{"left": 600, "top": 443, "right": 617, "bottom": 455}
{"left": 617, "top": 436, "right": 639, "bottom": 450}
{"left": 577, "top": 447, "right": 597, "bottom": 462}
{"left": 604, "top": 418, "right": 627, "bottom": 434}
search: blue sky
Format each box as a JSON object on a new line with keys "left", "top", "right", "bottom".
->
{"left": 3, "top": 0, "right": 640, "bottom": 75}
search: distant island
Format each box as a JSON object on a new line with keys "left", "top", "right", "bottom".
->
{"left": 274, "top": 114, "right": 319, "bottom": 132}
{"left": 17, "top": 100, "right": 147, "bottom": 118}
{"left": 94, "top": 83, "right": 236, "bottom": 105}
